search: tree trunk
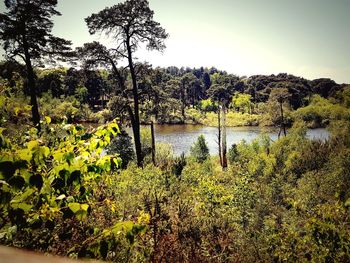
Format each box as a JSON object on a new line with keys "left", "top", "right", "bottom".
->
{"left": 126, "top": 38, "right": 143, "bottom": 167}
{"left": 217, "top": 108, "right": 222, "bottom": 167}
{"left": 151, "top": 121, "right": 156, "bottom": 166}
{"left": 221, "top": 103, "right": 227, "bottom": 170}
{"left": 23, "top": 34, "right": 41, "bottom": 131}
{"left": 280, "top": 101, "right": 286, "bottom": 137}
{"left": 181, "top": 84, "right": 185, "bottom": 122}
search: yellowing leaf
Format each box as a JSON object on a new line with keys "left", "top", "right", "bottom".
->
{"left": 68, "top": 202, "right": 81, "bottom": 213}
{"left": 14, "top": 107, "right": 20, "bottom": 116}
{"left": 81, "top": 204, "right": 89, "bottom": 211}
{"left": 45, "top": 116, "right": 51, "bottom": 124}
{"left": 17, "top": 149, "right": 32, "bottom": 162}
{"left": 27, "top": 140, "right": 39, "bottom": 150}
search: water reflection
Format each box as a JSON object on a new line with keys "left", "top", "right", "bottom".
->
{"left": 82, "top": 123, "right": 329, "bottom": 156}
{"left": 144, "top": 125, "right": 328, "bottom": 155}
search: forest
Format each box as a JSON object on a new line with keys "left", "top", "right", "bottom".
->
{"left": 1, "top": 0, "right": 350, "bottom": 262}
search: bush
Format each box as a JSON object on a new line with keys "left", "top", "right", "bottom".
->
{"left": 155, "top": 142, "right": 173, "bottom": 169}
{"left": 228, "top": 143, "right": 239, "bottom": 163}
{"left": 199, "top": 98, "right": 218, "bottom": 112}
{"left": 172, "top": 152, "right": 187, "bottom": 177}
{"left": 190, "top": 135, "right": 209, "bottom": 163}
{"left": 140, "top": 127, "right": 152, "bottom": 162}
{"left": 107, "top": 130, "right": 135, "bottom": 169}
{"left": 90, "top": 109, "right": 113, "bottom": 124}
{"left": 293, "top": 95, "right": 350, "bottom": 127}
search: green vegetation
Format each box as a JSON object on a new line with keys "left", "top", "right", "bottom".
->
{"left": 190, "top": 135, "right": 210, "bottom": 163}
{"left": 1, "top": 0, "right": 350, "bottom": 262}
{"left": 1, "top": 119, "right": 350, "bottom": 262}
{"left": 293, "top": 94, "right": 350, "bottom": 127}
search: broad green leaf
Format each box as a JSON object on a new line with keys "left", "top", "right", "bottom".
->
{"left": 75, "top": 210, "right": 87, "bottom": 221}
{"left": 40, "top": 146, "right": 50, "bottom": 158}
{"left": 27, "top": 140, "right": 39, "bottom": 150}
{"left": 81, "top": 204, "right": 89, "bottom": 211}
{"left": 11, "top": 202, "right": 33, "bottom": 212}
{"left": 68, "top": 202, "right": 81, "bottom": 214}
{"left": 345, "top": 198, "right": 350, "bottom": 207}
{"left": 45, "top": 116, "right": 51, "bottom": 124}
{"left": 11, "top": 188, "right": 35, "bottom": 203}
{"left": 52, "top": 151, "right": 65, "bottom": 161}
{"left": 17, "top": 149, "right": 32, "bottom": 162}
{"left": 110, "top": 221, "right": 134, "bottom": 236}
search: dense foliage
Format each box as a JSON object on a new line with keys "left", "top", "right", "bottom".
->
{"left": 1, "top": 59, "right": 348, "bottom": 129}
{"left": 1, "top": 0, "right": 350, "bottom": 262}
{"left": 1, "top": 117, "right": 350, "bottom": 262}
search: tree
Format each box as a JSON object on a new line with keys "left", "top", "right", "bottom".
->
{"left": 207, "top": 73, "right": 238, "bottom": 170}
{"left": 232, "top": 92, "right": 252, "bottom": 113}
{"left": 268, "top": 87, "right": 291, "bottom": 137}
{"left": 0, "top": 0, "right": 72, "bottom": 130}
{"left": 36, "top": 68, "right": 66, "bottom": 96}
{"left": 190, "top": 135, "right": 209, "bottom": 163}
{"left": 199, "top": 98, "right": 217, "bottom": 112}
{"left": 84, "top": 0, "right": 168, "bottom": 167}
{"left": 202, "top": 72, "right": 211, "bottom": 90}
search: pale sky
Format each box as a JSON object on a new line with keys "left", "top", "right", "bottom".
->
{"left": 1, "top": 0, "right": 349, "bottom": 83}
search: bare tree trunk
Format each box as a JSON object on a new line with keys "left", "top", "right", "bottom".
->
{"left": 151, "top": 121, "right": 156, "bottom": 166}
{"left": 181, "top": 84, "right": 185, "bottom": 122}
{"left": 126, "top": 37, "right": 143, "bottom": 167}
{"left": 280, "top": 101, "right": 286, "bottom": 137}
{"left": 217, "top": 108, "right": 222, "bottom": 167}
{"left": 222, "top": 103, "right": 227, "bottom": 170}
{"left": 23, "top": 34, "right": 41, "bottom": 131}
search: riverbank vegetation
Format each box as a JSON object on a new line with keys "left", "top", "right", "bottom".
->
{"left": 1, "top": 62, "right": 349, "bottom": 128}
{"left": 1, "top": 0, "right": 350, "bottom": 262}
{"left": 1, "top": 119, "right": 350, "bottom": 262}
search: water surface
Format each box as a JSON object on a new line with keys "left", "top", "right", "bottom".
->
{"left": 147, "top": 125, "right": 329, "bottom": 155}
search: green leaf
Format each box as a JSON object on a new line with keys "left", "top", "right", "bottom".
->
{"left": 11, "top": 202, "right": 32, "bottom": 212}
{"left": 75, "top": 210, "right": 87, "bottom": 221}
{"left": 110, "top": 221, "right": 134, "bottom": 235}
{"left": 27, "top": 140, "right": 39, "bottom": 150}
{"left": 45, "top": 116, "right": 51, "bottom": 124}
{"left": 81, "top": 204, "right": 89, "bottom": 211}
{"left": 68, "top": 202, "right": 81, "bottom": 214}
{"left": 345, "top": 198, "right": 350, "bottom": 207}
{"left": 11, "top": 188, "right": 35, "bottom": 203}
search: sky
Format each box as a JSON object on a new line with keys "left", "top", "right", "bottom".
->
{"left": 1, "top": 0, "right": 349, "bottom": 83}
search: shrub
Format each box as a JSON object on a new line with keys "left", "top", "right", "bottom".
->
{"left": 155, "top": 142, "right": 173, "bottom": 169}
{"left": 190, "top": 135, "right": 209, "bottom": 163}
{"left": 107, "top": 130, "right": 135, "bottom": 169}
{"left": 228, "top": 143, "right": 239, "bottom": 163}
{"left": 172, "top": 152, "right": 187, "bottom": 177}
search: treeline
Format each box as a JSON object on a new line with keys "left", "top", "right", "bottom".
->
{"left": 1, "top": 60, "right": 347, "bottom": 124}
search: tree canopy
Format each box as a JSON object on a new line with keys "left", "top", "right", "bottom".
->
{"left": 84, "top": 0, "right": 168, "bottom": 167}
{"left": 0, "top": 0, "right": 72, "bottom": 129}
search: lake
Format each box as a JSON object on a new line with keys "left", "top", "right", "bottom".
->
{"left": 139, "top": 125, "right": 329, "bottom": 156}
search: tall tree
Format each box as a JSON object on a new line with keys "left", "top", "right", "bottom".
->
{"left": 0, "top": 0, "right": 72, "bottom": 130}
{"left": 85, "top": 0, "right": 168, "bottom": 167}
{"left": 268, "top": 87, "right": 291, "bottom": 137}
{"left": 207, "top": 74, "right": 237, "bottom": 170}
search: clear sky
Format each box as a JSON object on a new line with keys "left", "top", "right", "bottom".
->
{"left": 1, "top": 0, "right": 349, "bottom": 83}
